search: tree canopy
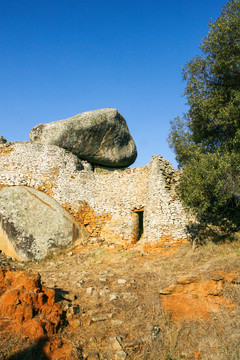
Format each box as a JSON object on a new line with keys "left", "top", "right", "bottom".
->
{"left": 168, "top": 0, "right": 240, "bottom": 236}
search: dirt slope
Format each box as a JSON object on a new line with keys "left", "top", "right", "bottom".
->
{"left": 0, "top": 239, "right": 240, "bottom": 360}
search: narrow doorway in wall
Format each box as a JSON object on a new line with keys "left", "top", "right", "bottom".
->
{"left": 133, "top": 208, "right": 144, "bottom": 240}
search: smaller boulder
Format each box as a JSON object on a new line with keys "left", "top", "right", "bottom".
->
{"left": 0, "top": 186, "right": 87, "bottom": 261}
{"left": 0, "top": 136, "right": 7, "bottom": 144}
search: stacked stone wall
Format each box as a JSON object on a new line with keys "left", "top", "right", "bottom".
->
{"left": 0, "top": 142, "right": 192, "bottom": 244}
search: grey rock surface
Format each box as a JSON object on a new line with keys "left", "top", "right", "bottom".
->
{"left": 29, "top": 108, "right": 137, "bottom": 167}
{"left": 0, "top": 136, "right": 7, "bottom": 144}
{"left": 0, "top": 186, "right": 87, "bottom": 261}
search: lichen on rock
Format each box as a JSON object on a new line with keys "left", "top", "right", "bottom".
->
{"left": 0, "top": 186, "right": 87, "bottom": 261}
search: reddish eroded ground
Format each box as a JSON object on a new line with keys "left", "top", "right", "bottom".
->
{"left": 142, "top": 236, "right": 188, "bottom": 256}
{"left": 0, "top": 264, "right": 80, "bottom": 360}
{"left": 159, "top": 271, "right": 237, "bottom": 321}
{"left": 0, "top": 267, "right": 63, "bottom": 338}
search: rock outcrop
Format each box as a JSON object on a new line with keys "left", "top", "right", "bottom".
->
{"left": 159, "top": 272, "right": 237, "bottom": 321}
{"left": 0, "top": 264, "right": 80, "bottom": 359}
{"left": 0, "top": 267, "right": 64, "bottom": 338}
{"left": 29, "top": 108, "right": 137, "bottom": 167}
{"left": 0, "top": 186, "right": 87, "bottom": 261}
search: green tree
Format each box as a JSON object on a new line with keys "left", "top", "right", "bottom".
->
{"left": 168, "top": 0, "right": 240, "bottom": 237}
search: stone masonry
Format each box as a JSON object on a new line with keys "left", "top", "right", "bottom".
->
{"left": 0, "top": 141, "right": 191, "bottom": 246}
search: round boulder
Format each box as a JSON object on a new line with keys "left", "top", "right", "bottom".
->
{"left": 29, "top": 108, "right": 137, "bottom": 167}
{"left": 0, "top": 186, "right": 87, "bottom": 261}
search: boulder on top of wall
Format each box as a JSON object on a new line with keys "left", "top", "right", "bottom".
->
{"left": 0, "top": 186, "right": 87, "bottom": 261}
{"left": 29, "top": 108, "right": 137, "bottom": 167}
{"left": 0, "top": 136, "right": 7, "bottom": 144}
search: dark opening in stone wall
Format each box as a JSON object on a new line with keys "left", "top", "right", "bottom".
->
{"left": 133, "top": 208, "right": 144, "bottom": 241}
{"left": 137, "top": 210, "right": 144, "bottom": 240}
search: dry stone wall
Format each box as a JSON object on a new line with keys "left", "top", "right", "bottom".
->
{"left": 0, "top": 141, "right": 191, "bottom": 245}
{"left": 144, "top": 156, "right": 190, "bottom": 243}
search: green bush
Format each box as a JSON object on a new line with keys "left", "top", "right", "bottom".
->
{"left": 168, "top": 0, "right": 240, "bottom": 239}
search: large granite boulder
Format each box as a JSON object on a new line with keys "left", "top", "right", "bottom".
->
{"left": 29, "top": 108, "right": 137, "bottom": 167}
{"left": 0, "top": 186, "right": 87, "bottom": 261}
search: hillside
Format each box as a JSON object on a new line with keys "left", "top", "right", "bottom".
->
{"left": 1, "top": 109, "right": 240, "bottom": 359}
{"left": 1, "top": 238, "right": 240, "bottom": 360}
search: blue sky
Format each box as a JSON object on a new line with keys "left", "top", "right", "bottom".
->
{"left": 0, "top": 0, "right": 227, "bottom": 168}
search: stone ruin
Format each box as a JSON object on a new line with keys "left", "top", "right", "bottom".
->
{"left": 0, "top": 108, "right": 192, "bottom": 261}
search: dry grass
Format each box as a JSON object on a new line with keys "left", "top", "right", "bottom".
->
{"left": 3, "top": 238, "right": 240, "bottom": 360}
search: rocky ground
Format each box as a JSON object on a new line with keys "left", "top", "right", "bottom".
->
{"left": 0, "top": 238, "right": 240, "bottom": 360}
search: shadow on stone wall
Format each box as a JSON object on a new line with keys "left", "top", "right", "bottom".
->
{"left": 186, "top": 204, "right": 240, "bottom": 248}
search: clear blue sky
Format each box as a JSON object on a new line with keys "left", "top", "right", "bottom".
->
{"left": 0, "top": 0, "right": 227, "bottom": 168}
